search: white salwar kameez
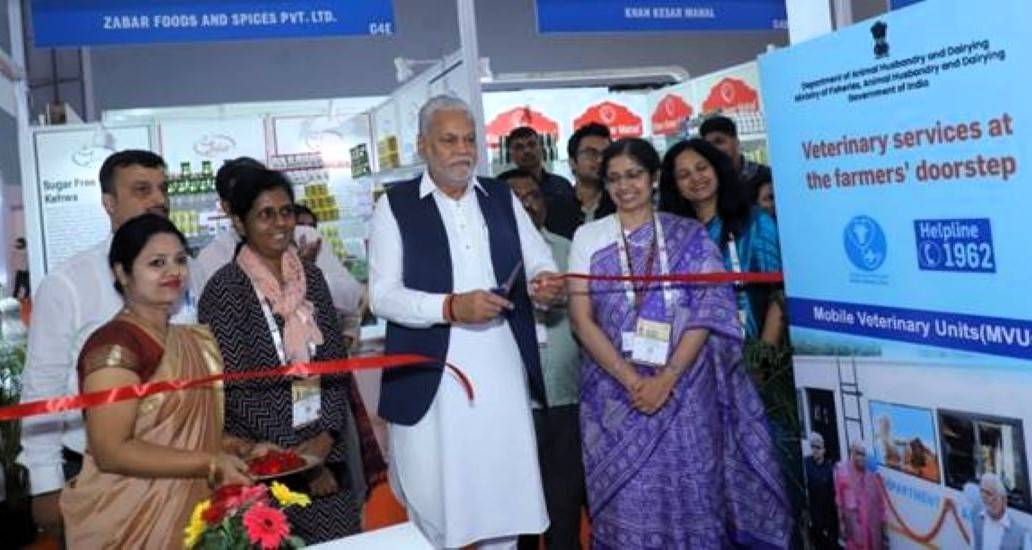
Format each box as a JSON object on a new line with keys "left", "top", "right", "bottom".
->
{"left": 369, "top": 173, "right": 553, "bottom": 549}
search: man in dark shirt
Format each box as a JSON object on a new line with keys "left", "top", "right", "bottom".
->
{"left": 804, "top": 432, "right": 841, "bottom": 549}
{"left": 566, "top": 123, "right": 615, "bottom": 224}
{"left": 700, "top": 115, "right": 772, "bottom": 205}
{"left": 504, "top": 126, "right": 580, "bottom": 239}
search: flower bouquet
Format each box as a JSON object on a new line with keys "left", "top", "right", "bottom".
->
{"left": 184, "top": 482, "right": 310, "bottom": 549}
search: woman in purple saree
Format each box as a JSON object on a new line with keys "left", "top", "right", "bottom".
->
{"left": 568, "top": 138, "right": 791, "bottom": 549}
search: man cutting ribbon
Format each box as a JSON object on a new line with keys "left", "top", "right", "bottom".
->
{"left": 368, "top": 95, "right": 563, "bottom": 550}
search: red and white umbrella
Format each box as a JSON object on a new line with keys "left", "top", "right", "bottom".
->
{"left": 574, "top": 101, "right": 643, "bottom": 139}
{"left": 650, "top": 94, "right": 694, "bottom": 136}
{"left": 485, "top": 106, "right": 559, "bottom": 147}
{"left": 702, "top": 77, "right": 760, "bottom": 113}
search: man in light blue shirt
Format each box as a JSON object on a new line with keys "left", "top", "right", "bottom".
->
{"left": 504, "top": 168, "right": 585, "bottom": 550}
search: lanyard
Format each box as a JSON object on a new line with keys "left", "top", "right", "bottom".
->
{"left": 727, "top": 235, "right": 743, "bottom": 276}
{"left": 255, "top": 286, "right": 288, "bottom": 366}
{"left": 614, "top": 214, "right": 674, "bottom": 316}
{"left": 726, "top": 235, "right": 748, "bottom": 292}
{"left": 253, "top": 286, "right": 317, "bottom": 366}
{"left": 724, "top": 235, "right": 749, "bottom": 333}
{"left": 621, "top": 231, "right": 655, "bottom": 311}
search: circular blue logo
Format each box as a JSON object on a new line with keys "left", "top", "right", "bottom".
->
{"left": 843, "top": 216, "right": 887, "bottom": 271}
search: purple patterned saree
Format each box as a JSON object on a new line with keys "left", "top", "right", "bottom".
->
{"left": 581, "top": 213, "right": 791, "bottom": 549}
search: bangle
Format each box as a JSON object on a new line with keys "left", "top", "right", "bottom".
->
{"left": 207, "top": 454, "right": 217, "bottom": 484}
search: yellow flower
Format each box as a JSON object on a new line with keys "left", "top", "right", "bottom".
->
{"left": 270, "top": 481, "right": 312, "bottom": 508}
{"left": 183, "top": 499, "right": 210, "bottom": 549}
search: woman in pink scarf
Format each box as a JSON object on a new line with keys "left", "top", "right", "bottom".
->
{"left": 835, "top": 440, "right": 886, "bottom": 550}
{"left": 198, "top": 168, "right": 385, "bottom": 544}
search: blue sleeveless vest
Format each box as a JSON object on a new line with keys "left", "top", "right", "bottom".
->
{"left": 379, "top": 175, "right": 546, "bottom": 426}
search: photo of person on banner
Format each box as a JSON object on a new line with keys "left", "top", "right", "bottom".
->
{"left": 835, "top": 440, "right": 886, "bottom": 550}
{"left": 870, "top": 402, "right": 941, "bottom": 484}
{"left": 966, "top": 473, "right": 1032, "bottom": 549}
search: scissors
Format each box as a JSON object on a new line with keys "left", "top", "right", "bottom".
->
{"left": 491, "top": 260, "right": 524, "bottom": 298}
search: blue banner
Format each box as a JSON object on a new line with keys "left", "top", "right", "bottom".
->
{"left": 760, "top": 3, "right": 1032, "bottom": 544}
{"left": 890, "top": 0, "right": 925, "bottom": 9}
{"left": 759, "top": 0, "right": 1030, "bottom": 366}
{"left": 32, "top": 1, "right": 396, "bottom": 47}
{"left": 789, "top": 298, "right": 1032, "bottom": 361}
{"left": 535, "top": 0, "right": 786, "bottom": 33}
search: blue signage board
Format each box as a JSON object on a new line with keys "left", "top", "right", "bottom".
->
{"left": 32, "top": 1, "right": 396, "bottom": 47}
{"left": 890, "top": 0, "right": 925, "bottom": 9}
{"left": 760, "top": 1, "right": 1032, "bottom": 544}
{"left": 535, "top": 0, "right": 787, "bottom": 33}
{"left": 760, "top": 0, "right": 1029, "bottom": 366}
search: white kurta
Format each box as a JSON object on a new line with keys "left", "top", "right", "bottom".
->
{"left": 369, "top": 173, "right": 554, "bottom": 548}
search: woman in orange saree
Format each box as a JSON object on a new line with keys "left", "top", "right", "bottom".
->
{"left": 60, "top": 214, "right": 252, "bottom": 549}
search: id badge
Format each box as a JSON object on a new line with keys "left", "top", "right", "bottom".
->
{"left": 631, "top": 319, "right": 672, "bottom": 367}
{"left": 292, "top": 376, "right": 322, "bottom": 429}
{"left": 621, "top": 331, "right": 636, "bottom": 353}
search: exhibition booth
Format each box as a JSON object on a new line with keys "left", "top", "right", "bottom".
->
{"left": 5, "top": 0, "right": 1032, "bottom": 548}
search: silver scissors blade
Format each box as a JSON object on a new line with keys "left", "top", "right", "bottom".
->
{"left": 500, "top": 259, "right": 524, "bottom": 295}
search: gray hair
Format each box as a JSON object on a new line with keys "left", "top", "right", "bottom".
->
{"left": 418, "top": 95, "right": 474, "bottom": 136}
{"left": 809, "top": 432, "right": 825, "bottom": 447}
{"left": 981, "top": 472, "right": 1008, "bottom": 497}
{"left": 849, "top": 439, "right": 868, "bottom": 454}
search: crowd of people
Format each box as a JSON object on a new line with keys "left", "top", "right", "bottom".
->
{"left": 14, "top": 94, "right": 804, "bottom": 549}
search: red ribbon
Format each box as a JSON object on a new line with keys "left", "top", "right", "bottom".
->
{"left": 0, "top": 354, "right": 473, "bottom": 422}
{"left": 0, "top": 270, "right": 781, "bottom": 423}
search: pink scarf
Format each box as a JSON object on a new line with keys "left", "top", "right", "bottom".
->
{"left": 236, "top": 245, "right": 324, "bottom": 363}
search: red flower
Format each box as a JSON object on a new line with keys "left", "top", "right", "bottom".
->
{"left": 242, "top": 502, "right": 290, "bottom": 549}
{"left": 201, "top": 501, "right": 226, "bottom": 525}
{"left": 248, "top": 450, "right": 306, "bottom": 476}
{"left": 240, "top": 484, "right": 269, "bottom": 504}
{"left": 213, "top": 484, "right": 245, "bottom": 503}
{"left": 211, "top": 483, "right": 248, "bottom": 514}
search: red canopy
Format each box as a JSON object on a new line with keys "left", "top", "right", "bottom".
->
{"left": 702, "top": 77, "right": 759, "bottom": 113}
{"left": 574, "top": 101, "right": 643, "bottom": 138}
{"left": 485, "top": 106, "right": 559, "bottom": 147}
{"left": 650, "top": 94, "right": 694, "bottom": 136}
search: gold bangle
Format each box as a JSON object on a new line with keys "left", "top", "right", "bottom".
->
{"left": 207, "top": 455, "right": 218, "bottom": 488}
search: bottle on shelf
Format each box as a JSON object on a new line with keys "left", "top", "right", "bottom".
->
{"left": 167, "top": 167, "right": 179, "bottom": 201}
{"left": 200, "top": 160, "right": 215, "bottom": 213}
{"left": 179, "top": 161, "right": 194, "bottom": 213}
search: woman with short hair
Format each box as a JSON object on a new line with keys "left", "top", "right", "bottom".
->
{"left": 198, "top": 168, "right": 385, "bottom": 543}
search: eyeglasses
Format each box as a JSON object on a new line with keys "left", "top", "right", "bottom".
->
{"left": 577, "top": 148, "right": 603, "bottom": 161}
{"left": 605, "top": 168, "right": 649, "bottom": 186}
{"left": 810, "top": 445, "right": 823, "bottom": 450}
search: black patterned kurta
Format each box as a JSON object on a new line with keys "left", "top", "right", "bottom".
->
{"left": 198, "top": 259, "right": 381, "bottom": 543}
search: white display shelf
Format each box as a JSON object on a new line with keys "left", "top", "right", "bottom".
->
{"left": 358, "top": 163, "right": 426, "bottom": 191}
